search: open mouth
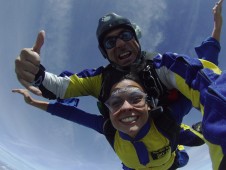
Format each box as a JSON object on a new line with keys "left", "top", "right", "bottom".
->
{"left": 118, "top": 51, "right": 131, "bottom": 60}
{"left": 120, "top": 116, "right": 138, "bottom": 123}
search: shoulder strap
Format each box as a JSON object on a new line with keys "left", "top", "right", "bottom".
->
{"left": 143, "top": 51, "right": 181, "bottom": 151}
{"left": 139, "top": 51, "right": 167, "bottom": 99}
{"left": 151, "top": 108, "right": 180, "bottom": 152}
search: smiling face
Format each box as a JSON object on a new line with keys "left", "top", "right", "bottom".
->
{"left": 104, "top": 28, "right": 140, "bottom": 67}
{"left": 108, "top": 79, "right": 150, "bottom": 138}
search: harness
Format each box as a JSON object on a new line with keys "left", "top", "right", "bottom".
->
{"left": 97, "top": 51, "right": 181, "bottom": 152}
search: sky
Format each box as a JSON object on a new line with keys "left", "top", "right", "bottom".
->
{"left": 0, "top": 0, "right": 226, "bottom": 170}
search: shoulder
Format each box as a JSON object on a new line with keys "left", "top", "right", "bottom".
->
{"left": 76, "top": 66, "right": 105, "bottom": 78}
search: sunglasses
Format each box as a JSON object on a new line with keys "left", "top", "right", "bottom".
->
{"left": 103, "top": 31, "right": 134, "bottom": 49}
{"left": 105, "top": 87, "right": 147, "bottom": 113}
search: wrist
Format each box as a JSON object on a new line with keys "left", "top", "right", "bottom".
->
{"left": 32, "top": 64, "right": 46, "bottom": 87}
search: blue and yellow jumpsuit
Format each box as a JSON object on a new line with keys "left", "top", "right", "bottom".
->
{"left": 46, "top": 98, "right": 202, "bottom": 170}
{"left": 37, "top": 37, "right": 225, "bottom": 169}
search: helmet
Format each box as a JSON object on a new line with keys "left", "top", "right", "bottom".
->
{"left": 96, "top": 12, "right": 139, "bottom": 59}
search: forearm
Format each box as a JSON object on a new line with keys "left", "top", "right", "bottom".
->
{"left": 28, "top": 99, "right": 49, "bottom": 111}
{"left": 212, "top": 26, "right": 222, "bottom": 42}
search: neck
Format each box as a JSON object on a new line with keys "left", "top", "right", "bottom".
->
{"left": 119, "top": 117, "right": 151, "bottom": 141}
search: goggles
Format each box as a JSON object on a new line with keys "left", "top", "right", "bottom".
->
{"left": 103, "top": 31, "right": 134, "bottom": 49}
{"left": 105, "top": 87, "right": 147, "bottom": 113}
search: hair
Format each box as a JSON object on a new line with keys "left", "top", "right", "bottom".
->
{"left": 100, "top": 71, "right": 145, "bottom": 103}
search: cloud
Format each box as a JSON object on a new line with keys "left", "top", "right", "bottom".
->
{"left": 114, "top": 0, "right": 167, "bottom": 51}
{"left": 0, "top": 144, "right": 37, "bottom": 170}
{"left": 183, "top": 145, "right": 212, "bottom": 170}
{"left": 40, "top": 0, "right": 74, "bottom": 70}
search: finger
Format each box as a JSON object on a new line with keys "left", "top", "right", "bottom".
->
{"left": 216, "top": 0, "right": 223, "bottom": 8}
{"left": 12, "top": 89, "right": 21, "bottom": 93}
{"left": 33, "top": 30, "right": 45, "bottom": 54}
{"left": 20, "top": 48, "right": 40, "bottom": 66}
{"left": 218, "top": 0, "right": 223, "bottom": 12}
{"left": 213, "top": 0, "right": 223, "bottom": 14}
{"left": 18, "top": 78, "right": 42, "bottom": 96}
{"left": 28, "top": 86, "right": 42, "bottom": 96}
{"left": 216, "top": 1, "right": 223, "bottom": 13}
{"left": 218, "top": 0, "right": 224, "bottom": 5}
{"left": 15, "top": 57, "right": 39, "bottom": 81}
{"left": 12, "top": 89, "right": 27, "bottom": 95}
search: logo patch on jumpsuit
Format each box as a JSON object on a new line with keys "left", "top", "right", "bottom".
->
{"left": 151, "top": 146, "right": 170, "bottom": 160}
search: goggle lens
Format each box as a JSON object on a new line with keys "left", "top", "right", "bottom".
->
{"left": 105, "top": 87, "right": 147, "bottom": 113}
{"left": 103, "top": 31, "right": 134, "bottom": 49}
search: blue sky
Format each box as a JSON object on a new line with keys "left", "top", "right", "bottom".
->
{"left": 0, "top": 0, "right": 225, "bottom": 170}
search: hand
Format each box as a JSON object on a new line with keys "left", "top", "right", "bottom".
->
{"left": 15, "top": 30, "right": 45, "bottom": 96}
{"left": 12, "top": 88, "right": 49, "bottom": 111}
{"left": 12, "top": 89, "right": 34, "bottom": 104}
{"left": 213, "top": 0, "right": 223, "bottom": 25}
{"left": 212, "top": 0, "right": 224, "bottom": 41}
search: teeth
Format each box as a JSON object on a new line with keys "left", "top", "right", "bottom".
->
{"left": 120, "top": 52, "right": 130, "bottom": 57}
{"left": 121, "top": 116, "right": 137, "bottom": 123}
{"left": 119, "top": 52, "right": 130, "bottom": 58}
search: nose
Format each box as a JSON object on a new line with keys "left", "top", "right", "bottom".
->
{"left": 115, "top": 38, "right": 126, "bottom": 47}
{"left": 119, "top": 100, "right": 133, "bottom": 111}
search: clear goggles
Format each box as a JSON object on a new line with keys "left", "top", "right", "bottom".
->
{"left": 103, "top": 31, "right": 134, "bottom": 49}
{"left": 104, "top": 87, "right": 147, "bottom": 113}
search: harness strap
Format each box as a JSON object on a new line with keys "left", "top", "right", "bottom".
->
{"left": 151, "top": 108, "right": 180, "bottom": 152}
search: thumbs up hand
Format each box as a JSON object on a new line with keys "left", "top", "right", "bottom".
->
{"left": 15, "top": 30, "right": 45, "bottom": 96}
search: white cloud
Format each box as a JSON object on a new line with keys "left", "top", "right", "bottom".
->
{"left": 183, "top": 145, "right": 212, "bottom": 170}
{"left": 40, "top": 0, "right": 74, "bottom": 70}
{"left": 114, "top": 0, "right": 167, "bottom": 51}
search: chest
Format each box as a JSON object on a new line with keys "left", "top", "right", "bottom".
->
{"left": 114, "top": 121, "right": 175, "bottom": 170}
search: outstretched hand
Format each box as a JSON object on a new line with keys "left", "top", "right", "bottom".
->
{"left": 15, "top": 30, "right": 45, "bottom": 96}
{"left": 12, "top": 88, "right": 49, "bottom": 111}
{"left": 12, "top": 89, "right": 34, "bottom": 104}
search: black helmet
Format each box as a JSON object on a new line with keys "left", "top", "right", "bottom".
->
{"left": 96, "top": 12, "right": 139, "bottom": 59}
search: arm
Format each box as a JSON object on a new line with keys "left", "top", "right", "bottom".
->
{"left": 15, "top": 30, "right": 103, "bottom": 100}
{"left": 12, "top": 89, "right": 105, "bottom": 134}
{"left": 154, "top": 53, "right": 222, "bottom": 109}
{"left": 47, "top": 100, "right": 105, "bottom": 134}
{"left": 195, "top": 0, "right": 223, "bottom": 64}
{"left": 15, "top": 31, "right": 45, "bottom": 96}
{"left": 38, "top": 67, "right": 104, "bottom": 99}
{"left": 154, "top": 53, "right": 226, "bottom": 170}
{"left": 12, "top": 89, "right": 48, "bottom": 111}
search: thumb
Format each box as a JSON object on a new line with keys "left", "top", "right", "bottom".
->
{"left": 33, "top": 30, "right": 45, "bottom": 54}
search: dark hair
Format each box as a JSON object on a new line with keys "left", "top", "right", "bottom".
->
{"left": 100, "top": 70, "right": 145, "bottom": 103}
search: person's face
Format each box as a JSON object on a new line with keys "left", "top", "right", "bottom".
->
{"left": 104, "top": 28, "right": 140, "bottom": 67}
{"left": 106, "top": 79, "right": 150, "bottom": 138}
